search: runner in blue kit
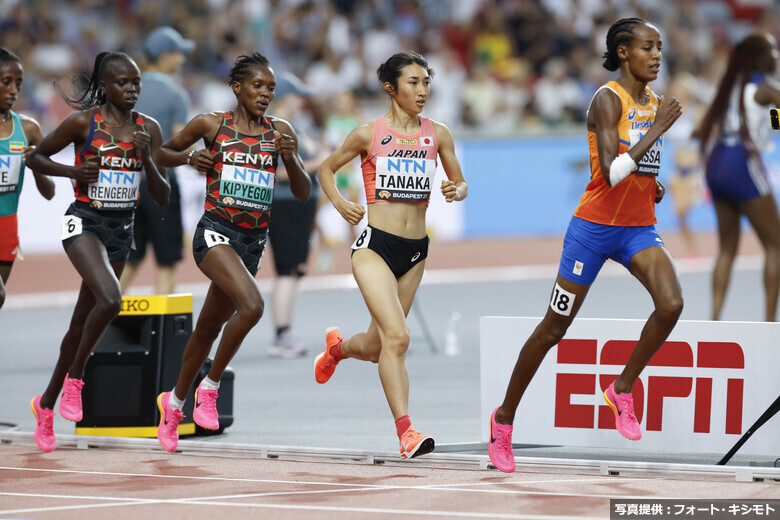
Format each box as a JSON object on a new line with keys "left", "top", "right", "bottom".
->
{"left": 26, "top": 52, "right": 169, "bottom": 452}
{"left": 695, "top": 32, "right": 780, "bottom": 322}
{"left": 153, "top": 53, "right": 311, "bottom": 453}
{"left": 0, "top": 48, "right": 54, "bottom": 310}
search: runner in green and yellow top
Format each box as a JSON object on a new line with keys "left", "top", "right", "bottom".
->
{"left": 154, "top": 53, "right": 311, "bottom": 453}
{"left": 0, "top": 48, "right": 54, "bottom": 309}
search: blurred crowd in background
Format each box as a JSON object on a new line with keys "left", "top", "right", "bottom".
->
{"left": 1, "top": 0, "right": 779, "bottom": 137}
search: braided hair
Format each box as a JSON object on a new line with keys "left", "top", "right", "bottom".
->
{"left": 228, "top": 53, "right": 271, "bottom": 86}
{"left": 602, "top": 18, "right": 647, "bottom": 72}
{"left": 57, "top": 52, "right": 134, "bottom": 110}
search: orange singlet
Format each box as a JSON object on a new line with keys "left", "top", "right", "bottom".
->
{"left": 574, "top": 81, "right": 663, "bottom": 227}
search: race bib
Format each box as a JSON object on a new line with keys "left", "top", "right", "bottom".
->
{"left": 204, "top": 229, "right": 230, "bottom": 248}
{"left": 87, "top": 169, "right": 141, "bottom": 210}
{"left": 219, "top": 164, "right": 274, "bottom": 213}
{"left": 62, "top": 215, "right": 83, "bottom": 240}
{"left": 374, "top": 156, "right": 435, "bottom": 202}
{"left": 351, "top": 227, "right": 371, "bottom": 250}
{"left": 629, "top": 129, "right": 663, "bottom": 177}
{"left": 0, "top": 155, "right": 22, "bottom": 193}
{"left": 550, "top": 283, "right": 576, "bottom": 317}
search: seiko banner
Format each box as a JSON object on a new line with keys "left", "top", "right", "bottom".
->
{"left": 480, "top": 317, "right": 780, "bottom": 455}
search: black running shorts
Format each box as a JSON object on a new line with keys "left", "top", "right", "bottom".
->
{"left": 192, "top": 212, "right": 268, "bottom": 276}
{"left": 351, "top": 225, "right": 429, "bottom": 278}
{"left": 61, "top": 201, "right": 134, "bottom": 261}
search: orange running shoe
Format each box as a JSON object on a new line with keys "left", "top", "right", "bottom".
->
{"left": 399, "top": 427, "right": 435, "bottom": 459}
{"left": 314, "top": 327, "right": 343, "bottom": 384}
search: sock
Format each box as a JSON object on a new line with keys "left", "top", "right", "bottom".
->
{"left": 395, "top": 415, "right": 412, "bottom": 438}
{"left": 276, "top": 326, "right": 289, "bottom": 338}
{"left": 169, "top": 391, "right": 185, "bottom": 411}
{"left": 329, "top": 341, "right": 345, "bottom": 361}
{"left": 200, "top": 376, "right": 220, "bottom": 391}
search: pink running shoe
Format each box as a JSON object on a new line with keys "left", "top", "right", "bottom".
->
{"left": 30, "top": 395, "right": 56, "bottom": 452}
{"left": 604, "top": 382, "right": 642, "bottom": 440}
{"left": 488, "top": 407, "right": 515, "bottom": 473}
{"left": 157, "top": 391, "right": 183, "bottom": 453}
{"left": 59, "top": 372, "right": 84, "bottom": 422}
{"left": 193, "top": 382, "right": 219, "bottom": 430}
{"left": 314, "top": 327, "right": 343, "bottom": 384}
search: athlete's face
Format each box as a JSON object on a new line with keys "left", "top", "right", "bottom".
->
{"left": 233, "top": 64, "right": 275, "bottom": 118}
{"left": 387, "top": 64, "right": 430, "bottom": 115}
{"left": 621, "top": 23, "right": 662, "bottom": 83}
{"left": 100, "top": 58, "right": 142, "bottom": 110}
{"left": 0, "top": 60, "right": 23, "bottom": 113}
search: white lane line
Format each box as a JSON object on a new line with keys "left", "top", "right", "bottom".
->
{"left": 165, "top": 499, "right": 586, "bottom": 519}
{"left": 0, "top": 491, "right": 600, "bottom": 519}
{"left": 420, "top": 476, "right": 624, "bottom": 488}
{"left": 0, "top": 468, "right": 691, "bottom": 502}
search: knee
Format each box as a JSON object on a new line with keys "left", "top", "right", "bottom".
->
{"left": 381, "top": 328, "right": 411, "bottom": 357}
{"left": 95, "top": 290, "right": 122, "bottom": 319}
{"left": 238, "top": 294, "right": 264, "bottom": 327}
{"left": 657, "top": 295, "right": 684, "bottom": 323}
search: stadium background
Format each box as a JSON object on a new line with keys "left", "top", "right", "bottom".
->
{"left": 3, "top": 0, "right": 780, "bottom": 255}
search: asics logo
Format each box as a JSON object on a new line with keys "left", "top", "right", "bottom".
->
{"left": 411, "top": 252, "right": 420, "bottom": 262}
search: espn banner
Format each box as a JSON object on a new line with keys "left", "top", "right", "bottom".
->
{"left": 480, "top": 317, "right": 780, "bottom": 455}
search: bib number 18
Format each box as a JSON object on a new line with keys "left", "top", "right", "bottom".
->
{"left": 550, "top": 283, "right": 575, "bottom": 317}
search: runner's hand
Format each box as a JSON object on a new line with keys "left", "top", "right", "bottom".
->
{"left": 441, "top": 179, "right": 459, "bottom": 202}
{"left": 273, "top": 130, "right": 295, "bottom": 161}
{"left": 133, "top": 130, "right": 151, "bottom": 159}
{"left": 189, "top": 149, "right": 214, "bottom": 175}
{"left": 336, "top": 200, "right": 365, "bottom": 225}
{"left": 655, "top": 178, "right": 665, "bottom": 203}
{"left": 72, "top": 159, "right": 99, "bottom": 183}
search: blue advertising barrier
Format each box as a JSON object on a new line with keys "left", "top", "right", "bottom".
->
{"left": 460, "top": 135, "right": 780, "bottom": 238}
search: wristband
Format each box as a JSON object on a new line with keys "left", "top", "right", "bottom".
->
{"left": 187, "top": 149, "right": 196, "bottom": 165}
{"left": 608, "top": 152, "right": 637, "bottom": 186}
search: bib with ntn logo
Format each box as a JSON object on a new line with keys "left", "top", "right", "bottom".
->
{"left": 361, "top": 116, "right": 438, "bottom": 205}
{"left": 0, "top": 112, "right": 28, "bottom": 217}
{"left": 204, "top": 112, "right": 277, "bottom": 229}
{"left": 74, "top": 107, "right": 146, "bottom": 211}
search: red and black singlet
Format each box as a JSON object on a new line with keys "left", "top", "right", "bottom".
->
{"left": 204, "top": 112, "right": 278, "bottom": 229}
